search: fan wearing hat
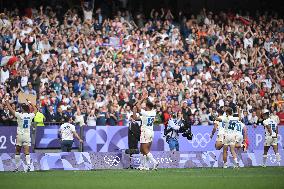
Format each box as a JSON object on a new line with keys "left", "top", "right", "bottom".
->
{"left": 262, "top": 110, "right": 281, "bottom": 167}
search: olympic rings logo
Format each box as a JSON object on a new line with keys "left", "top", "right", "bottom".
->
{"left": 104, "top": 155, "right": 121, "bottom": 167}
{"left": 189, "top": 133, "right": 211, "bottom": 148}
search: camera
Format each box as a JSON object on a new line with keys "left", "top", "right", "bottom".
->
{"left": 179, "top": 125, "right": 193, "bottom": 140}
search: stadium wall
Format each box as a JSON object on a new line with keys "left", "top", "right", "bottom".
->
{"left": 0, "top": 125, "right": 283, "bottom": 153}
{"left": 0, "top": 150, "right": 283, "bottom": 171}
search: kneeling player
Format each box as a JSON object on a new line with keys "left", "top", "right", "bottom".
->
{"left": 5, "top": 99, "right": 37, "bottom": 172}
{"left": 262, "top": 111, "right": 281, "bottom": 167}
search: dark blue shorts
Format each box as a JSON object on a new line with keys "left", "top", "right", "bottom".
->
{"left": 61, "top": 140, "right": 73, "bottom": 152}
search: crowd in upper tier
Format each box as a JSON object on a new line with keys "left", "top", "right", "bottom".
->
{"left": 0, "top": 2, "right": 284, "bottom": 126}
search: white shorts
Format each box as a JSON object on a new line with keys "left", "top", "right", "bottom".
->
{"left": 216, "top": 134, "right": 224, "bottom": 143}
{"left": 264, "top": 136, "right": 278, "bottom": 146}
{"left": 235, "top": 134, "right": 243, "bottom": 144}
{"left": 140, "top": 129, "right": 154, "bottom": 144}
{"left": 16, "top": 133, "right": 31, "bottom": 147}
{"left": 224, "top": 133, "right": 236, "bottom": 146}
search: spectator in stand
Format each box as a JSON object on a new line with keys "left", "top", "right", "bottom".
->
{"left": 242, "top": 110, "right": 250, "bottom": 125}
{"left": 0, "top": 3, "right": 283, "bottom": 127}
{"left": 34, "top": 107, "right": 45, "bottom": 126}
{"left": 74, "top": 109, "right": 85, "bottom": 127}
{"left": 46, "top": 105, "right": 57, "bottom": 123}
{"left": 96, "top": 107, "right": 107, "bottom": 126}
{"left": 200, "top": 108, "right": 210, "bottom": 125}
{"left": 249, "top": 110, "right": 258, "bottom": 126}
{"left": 277, "top": 104, "right": 284, "bottom": 125}
{"left": 86, "top": 109, "right": 96, "bottom": 126}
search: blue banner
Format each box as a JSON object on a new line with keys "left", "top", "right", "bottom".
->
{"left": 0, "top": 125, "right": 283, "bottom": 153}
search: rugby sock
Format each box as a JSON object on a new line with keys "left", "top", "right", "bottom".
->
{"left": 15, "top": 154, "right": 20, "bottom": 168}
{"left": 25, "top": 154, "right": 31, "bottom": 166}
{"left": 143, "top": 155, "right": 148, "bottom": 168}
{"left": 276, "top": 153, "right": 281, "bottom": 162}
{"left": 263, "top": 155, "right": 268, "bottom": 165}
{"left": 140, "top": 154, "right": 146, "bottom": 167}
{"left": 234, "top": 158, "right": 238, "bottom": 164}
{"left": 146, "top": 152, "right": 157, "bottom": 164}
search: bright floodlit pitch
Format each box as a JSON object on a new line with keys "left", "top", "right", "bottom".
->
{"left": 1, "top": 167, "right": 284, "bottom": 189}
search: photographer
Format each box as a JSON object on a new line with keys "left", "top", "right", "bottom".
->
{"left": 165, "top": 111, "right": 184, "bottom": 151}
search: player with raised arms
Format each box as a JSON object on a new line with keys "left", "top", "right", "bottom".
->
{"left": 133, "top": 90, "right": 158, "bottom": 170}
{"left": 216, "top": 107, "right": 239, "bottom": 168}
{"left": 5, "top": 98, "right": 37, "bottom": 172}
{"left": 210, "top": 109, "right": 225, "bottom": 150}
{"left": 262, "top": 110, "right": 281, "bottom": 167}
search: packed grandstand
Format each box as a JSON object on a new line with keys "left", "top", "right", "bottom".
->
{"left": 0, "top": 0, "right": 283, "bottom": 128}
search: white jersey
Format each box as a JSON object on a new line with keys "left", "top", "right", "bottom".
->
{"left": 235, "top": 121, "right": 245, "bottom": 137}
{"left": 263, "top": 118, "right": 277, "bottom": 137}
{"left": 222, "top": 116, "right": 239, "bottom": 134}
{"left": 59, "top": 123, "right": 76, "bottom": 140}
{"left": 15, "top": 112, "right": 35, "bottom": 135}
{"left": 140, "top": 109, "right": 156, "bottom": 131}
{"left": 215, "top": 116, "right": 225, "bottom": 135}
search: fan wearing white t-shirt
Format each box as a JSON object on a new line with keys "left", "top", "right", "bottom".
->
{"left": 59, "top": 117, "right": 83, "bottom": 152}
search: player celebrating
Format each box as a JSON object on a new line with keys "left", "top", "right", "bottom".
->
{"left": 58, "top": 116, "right": 83, "bottom": 152}
{"left": 5, "top": 99, "right": 37, "bottom": 172}
{"left": 235, "top": 119, "right": 247, "bottom": 150}
{"left": 216, "top": 108, "right": 239, "bottom": 168}
{"left": 262, "top": 111, "right": 281, "bottom": 167}
{"left": 133, "top": 91, "right": 158, "bottom": 170}
{"left": 210, "top": 109, "right": 225, "bottom": 150}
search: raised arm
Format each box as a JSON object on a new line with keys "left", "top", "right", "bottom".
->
{"left": 210, "top": 121, "right": 218, "bottom": 138}
{"left": 5, "top": 100, "right": 16, "bottom": 116}
{"left": 26, "top": 100, "right": 38, "bottom": 114}
{"left": 133, "top": 91, "right": 148, "bottom": 112}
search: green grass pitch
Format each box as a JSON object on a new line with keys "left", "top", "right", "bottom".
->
{"left": 1, "top": 167, "right": 284, "bottom": 189}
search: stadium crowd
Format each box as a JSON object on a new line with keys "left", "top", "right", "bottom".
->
{"left": 0, "top": 2, "right": 284, "bottom": 127}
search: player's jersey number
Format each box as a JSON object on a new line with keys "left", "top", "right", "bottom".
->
{"left": 269, "top": 121, "right": 276, "bottom": 132}
{"left": 235, "top": 122, "right": 242, "bottom": 132}
{"left": 23, "top": 119, "right": 29, "bottom": 129}
{"left": 228, "top": 120, "right": 237, "bottom": 130}
{"left": 146, "top": 117, "right": 154, "bottom": 127}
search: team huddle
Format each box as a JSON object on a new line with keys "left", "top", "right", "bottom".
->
{"left": 4, "top": 92, "right": 281, "bottom": 172}
{"left": 212, "top": 107, "right": 281, "bottom": 168}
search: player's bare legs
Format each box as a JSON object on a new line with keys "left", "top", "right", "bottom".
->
{"left": 262, "top": 146, "right": 270, "bottom": 167}
{"left": 215, "top": 141, "right": 223, "bottom": 150}
{"left": 145, "top": 142, "right": 158, "bottom": 170}
{"left": 229, "top": 145, "right": 238, "bottom": 168}
{"left": 223, "top": 145, "right": 228, "bottom": 168}
{"left": 272, "top": 144, "right": 281, "bottom": 165}
{"left": 23, "top": 145, "right": 31, "bottom": 171}
{"left": 139, "top": 143, "right": 148, "bottom": 170}
{"left": 235, "top": 143, "right": 243, "bottom": 164}
{"left": 14, "top": 145, "right": 22, "bottom": 171}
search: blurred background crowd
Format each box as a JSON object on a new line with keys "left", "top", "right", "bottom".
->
{"left": 0, "top": 0, "right": 283, "bottom": 127}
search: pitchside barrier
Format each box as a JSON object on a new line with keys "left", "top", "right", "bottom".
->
{"left": 0, "top": 125, "right": 283, "bottom": 171}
